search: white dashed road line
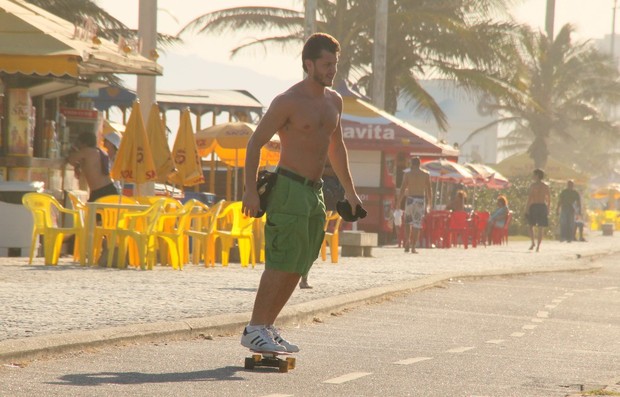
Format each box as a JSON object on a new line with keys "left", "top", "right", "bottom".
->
{"left": 522, "top": 324, "right": 538, "bottom": 330}
{"left": 446, "top": 346, "right": 475, "bottom": 353}
{"left": 604, "top": 286, "right": 618, "bottom": 290}
{"left": 511, "top": 332, "right": 525, "bottom": 337}
{"left": 545, "top": 304, "right": 557, "bottom": 309}
{"left": 537, "top": 311, "right": 549, "bottom": 318}
{"left": 552, "top": 299, "right": 563, "bottom": 303}
{"left": 323, "top": 372, "right": 372, "bottom": 384}
{"left": 261, "top": 394, "right": 294, "bottom": 397}
{"left": 531, "top": 318, "right": 544, "bottom": 323}
{"left": 564, "top": 292, "right": 575, "bottom": 296}
{"left": 393, "top": 357, "right": 433, "bottom": 365}
{"left": 485, "top": 339, "right": 505, "bottom": 344}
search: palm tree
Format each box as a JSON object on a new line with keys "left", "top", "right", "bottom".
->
{"left": 469, "top": 24, "right": 620, "bottom": 169}
{"left": 178, "top": 0, "right": 517, "bottom": 130}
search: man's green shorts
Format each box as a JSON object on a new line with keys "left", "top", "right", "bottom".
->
{"left": 265, "top": 170, "right": 326, "bottom": 276}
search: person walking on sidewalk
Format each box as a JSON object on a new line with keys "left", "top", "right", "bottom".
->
{"left": 396, "top": 157, "right": 432, "bottom": 253}
{"left": 525, "top": 168, "right": 550, "bottom": 252}
{"left": 556, "top": 180, "right": 581, "bottom": 242}
{"left": 240, "top": 33, "right": 363, "bottom": 353}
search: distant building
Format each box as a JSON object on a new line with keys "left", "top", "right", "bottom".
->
{"left": 395, "top": 79, "right": 499, "bottom": 164}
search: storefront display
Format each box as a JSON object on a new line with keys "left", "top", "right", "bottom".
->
{"left": 7, "top": 88, "right": 34, "bottom": 156}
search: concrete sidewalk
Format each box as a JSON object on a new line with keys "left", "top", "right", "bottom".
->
{"left": 0, "top": 234, "right": 618, "bottom": 363}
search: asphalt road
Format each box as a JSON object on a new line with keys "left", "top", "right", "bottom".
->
{"left": 1, "top": 255, "right": 619, "bottom": 397}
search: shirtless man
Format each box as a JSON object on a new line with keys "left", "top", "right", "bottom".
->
{"left": 396, "top": 157, "right": 432, "bottom": 253}
{"left": 241, "top": 33, "right": 363, "bottom": 352}
{"left": 525, "top": 168, "right": 550, "bottom": 252}
{"left": 67, "top": 131, "right": 119, "bottom": 202}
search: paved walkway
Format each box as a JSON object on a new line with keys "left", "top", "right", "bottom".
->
{"left": 1, "top": 233, "right": 618, "bottom": 346}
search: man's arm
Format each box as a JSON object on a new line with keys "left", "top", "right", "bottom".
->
{"left": 327, "top": 95, "right": 362, "bottom": 210}
{"left": 425, "top": 173, "right": 433, "bottom": 211}
{"left": 241, "top": 94, "right": 289, "bottom": 217}
{"left": 66, "top": 147, "right": 84, "bottom": 167}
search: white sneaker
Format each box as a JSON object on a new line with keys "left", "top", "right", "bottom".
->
{"left": 241, "top": 326, "right": 286, "bottom": 352}
{"left": 267, "top": 325, "right": 299, "bottom": 353}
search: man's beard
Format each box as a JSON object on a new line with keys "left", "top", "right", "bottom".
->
{"left": 312, "top": 72, "right": 333, "bottom": 87}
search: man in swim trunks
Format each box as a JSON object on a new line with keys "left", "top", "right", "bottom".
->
{"left": 67, "top": 132, "right": 119, "bottom": 202}
{"left": 396, "top": 157, "right": 432, "bottom": 253}
{"left": 241, "top": 33, "right": 363, "bottom": 353}
{"left": 525, "top": 168, "right": 550, "bottom": 252}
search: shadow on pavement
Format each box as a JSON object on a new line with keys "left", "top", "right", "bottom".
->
{"left": 47, "top": 366, "right": 245, "bottom": 386}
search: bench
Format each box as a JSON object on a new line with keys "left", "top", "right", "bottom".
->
{"left": 340, "top": 231, "right": 378, "bottom": 257}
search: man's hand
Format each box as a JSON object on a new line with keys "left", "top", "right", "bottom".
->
{"left": 345, "top": 192, "right": 363, "bottom": 216}
{"left": 242, "top": 189, "right": 260, "bottom": 218}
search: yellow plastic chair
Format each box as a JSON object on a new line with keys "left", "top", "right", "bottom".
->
{"left": 92, "top": 195, "right": 139, "bottom": 266}
{"left": 186, "top": 200, "right": 225, "bottom": 267}
{"left": 66, "top": 191, "right": 87, "bottom": 263}
{"left": 137, "top": 196, "right": 184, "bottom": 266}
{"left": 22, "top": 192, "right": 83, "bottom": 266}
{"left": 212, "top": 201, "right": 256, "bottom": 267}
{"left": 154, "top": 199, "right": 198, "bottom": 270}
{"left": 114, "top": 199, "right": 166, "bottom": 270}
{"left": 321, "top": 211, "right": 342, "bottom": 264}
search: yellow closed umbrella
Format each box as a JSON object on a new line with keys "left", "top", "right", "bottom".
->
{"left": 111, "top": 101, "right": 157, "bottom": 187}
{"left": 195, "top": 122, "right": 281, "bottom": 199}
{"left": 169, "top": 108, "right": 204, "bottom": 187}
{"left": 195, "top": 122, "right": 280, "bottom": 167}
{"left": 146, "top": 103, "right": 176, "bottom": 183}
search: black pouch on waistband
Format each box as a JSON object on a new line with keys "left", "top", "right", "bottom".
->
{"left": 255, "top": 170, "right": 277, "bottom": 218}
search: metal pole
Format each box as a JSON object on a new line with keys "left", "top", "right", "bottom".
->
{"left": 372, "top": 0, "right": 388, "bottom": 109}
{"left": 612, "top": 0, "right": 618, "bottom": 61}
{"left": 545, "top": 0, "right": 556, "bottom": 39}
{"left": 303, "top": 0, "right": 317, "bottom": 79}
{"left": 137, "top": 0, "right": 157, "bottom": 195}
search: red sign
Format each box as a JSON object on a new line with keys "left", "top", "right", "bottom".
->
{"left": 60, "top": 108, "right": 99, "bottom": 120}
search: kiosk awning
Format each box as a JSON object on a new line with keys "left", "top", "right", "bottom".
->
{"left": 0, "top": 0, "right": 162, "bottom": 77}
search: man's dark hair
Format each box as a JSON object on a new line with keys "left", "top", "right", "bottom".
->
{"left": 410, "top": 156, "right": 421, "bottom": 168}
{"left": 302, "top": 33, "right": 340, "bottom": 72}
{"left": 77, "top": 132, "right": 97, "bottom": 148}
{"left": 533, "top": 168, "right": 544, "bottom": 180}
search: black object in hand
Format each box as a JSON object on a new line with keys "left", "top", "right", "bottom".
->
{"left": 336, "top": 199, "right": 367, "bottom": 222}
{"left": 254, "top": 170, "right": 277, "bottom": 218}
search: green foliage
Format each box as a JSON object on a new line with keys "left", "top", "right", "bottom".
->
{"left": 471, "top": 176, "right": 564, "bottom": 238}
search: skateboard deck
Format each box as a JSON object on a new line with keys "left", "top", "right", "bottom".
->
{"left": 244, "top": 350, "right": 296, "bottom": 372}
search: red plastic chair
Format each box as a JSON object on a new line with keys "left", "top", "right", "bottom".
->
{"left": 445, "top": 211, "right": 470, "bottom": 249}
{"left": 426, "top": 211, "right": 450, "bottom": 248}
{"left": 490, "top": 211, "right": 512, "bottom": 245}
{"left": 471, "top": 211, "right": 489, "bottom": 247}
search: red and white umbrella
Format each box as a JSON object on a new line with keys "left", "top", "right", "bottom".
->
{"left": 465, "top": 163, "right": 510, "bottom": 189}
{"left": 422, "top": 159, "right": 476, "bottom": 185}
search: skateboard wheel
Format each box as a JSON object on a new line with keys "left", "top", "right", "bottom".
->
{"left": 244, "top": 357, "right": 255, "bottom": 370}
{"left": 286, "top": 357, "right": 296, "bottom": 370}
{"left": 252, "top": 354, "right": 262, "bottom": 362}
{"left": 278, "top": 360, "right": 289, "bottom": 373}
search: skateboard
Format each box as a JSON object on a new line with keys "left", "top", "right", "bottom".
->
{"left": 244, "top": 350, "right": 296, "bottom": 373}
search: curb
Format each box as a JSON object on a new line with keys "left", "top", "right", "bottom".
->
{"left": 0, "top": 249, "right": 615, "bottom": 364}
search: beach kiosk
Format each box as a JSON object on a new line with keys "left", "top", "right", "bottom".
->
{"left": 336, "top": 83, "right": 458, "bottom": 241}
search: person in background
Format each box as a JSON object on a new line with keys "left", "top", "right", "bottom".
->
{"left": 103, "top": 131, "right": 122, "bottom": 191}
{"left": 485, "top": 195, "right": 509, "bottom": 244}
{"left": 67, "top": 132, "right": 119, "bottom": 202}
{"left": 102, "top": 131, "right": 121, "bottom": 166}
{"left": 574, "top": 201, "right": 586, "bottom": 242}
{"left": 525, "top": 168, "right": 550, "bottom": 252}
{"left": 447, "top": 190, "right": 467, "bottom": 212}
{"left": 396, "top": 156, "right": 433, "bottom": 254}
{"left": 556, "top": 180, "right": 581, "bottom": 242}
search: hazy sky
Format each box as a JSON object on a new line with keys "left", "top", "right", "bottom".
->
{"left": 100, "top": 0, "right": 618, "bottom": 132}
